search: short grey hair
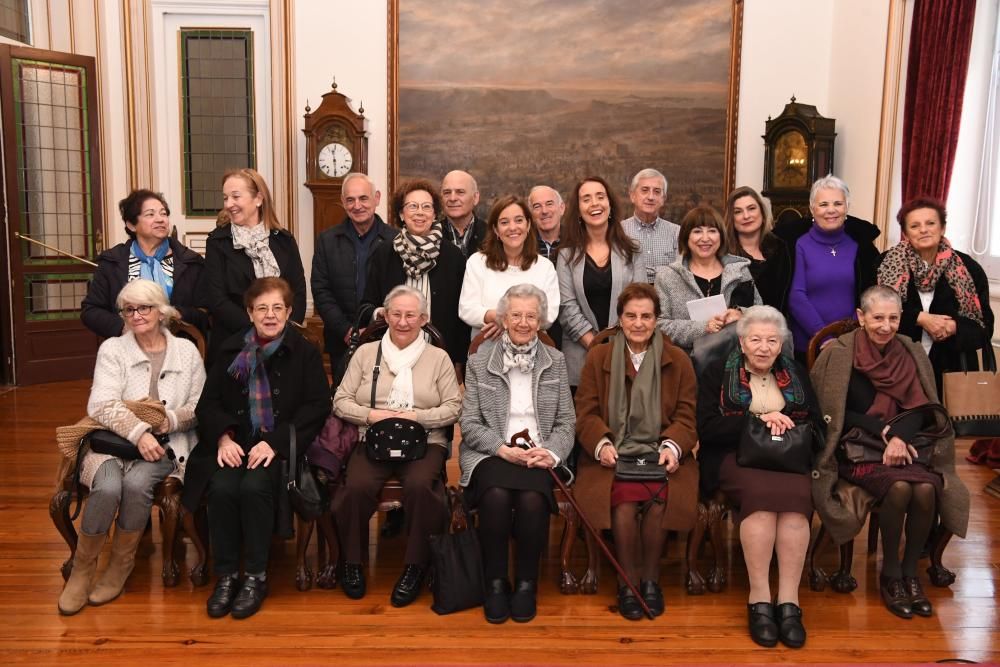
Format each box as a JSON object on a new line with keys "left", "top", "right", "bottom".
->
{"left": 809, "top": 174, "right": 850, "bottom": 208}
{"left": 383, "top": 284, "right": 429, "bottom": 317}
{"left": 342, "top": 172, "right": 377, "bottom": 195}
{"left": 116, "top": 279, "right": 179, "bottom": 328}
{"left": 736, "top": 305, "right": 789, "bottom": 339}
{"left": 528, "top": 185, "right": 563, "bottom": 206}
{"left": 629, "top": 168, "right": 668, "bottom": 194}
{"left": 496, "top": 283, "right": 549, "bottom": 329}
{"left": 859, "top": 285, "right": 902, "bottom": 314}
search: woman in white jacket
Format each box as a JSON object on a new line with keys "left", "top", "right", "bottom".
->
{"left": 58, "top": 279, "right": 205, "bottom": 615}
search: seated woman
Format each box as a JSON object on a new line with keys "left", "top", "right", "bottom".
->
{"left": 363, "top": 178, "right": 470, "bottom": 365}
{"left": 696, "top": 305, "right": 821, "bottom": 648}
{"left": 458, "top": 195, "right": 560, "bottom": 340}
{"left": 59, "top": 280, "right": 205, "bottom": 615}
{"left": 182, "top": 277, "right": 330, "bottom": 620}
{"left": 333, "top": 285, "right": 462, "bottom": 607}
{"left": 654, "top": 205, "right": 760, "bottom": 352}
{"left": 878, "top": 196, "right": 995, "bottom": 390}
{"left": 460, "top": 284, "right": 575, "bottom": 624}
{"left": 575, "top": 282, "right": 698, "bottom": 620}
{"left": 82, "top": 189, "right": 205, "bottom": 337}
{"left": 811, "top": 285, "right": 970, "bottom": 620}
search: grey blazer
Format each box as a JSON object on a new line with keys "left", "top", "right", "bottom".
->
{"left": 556, "top": 246, "right": 633, "bottom": 386}
{"left": 654, "top": 254, "right": 762, "bottom": 350}
{"left": 458, "top": 339, "right": 576, "bottom": 487}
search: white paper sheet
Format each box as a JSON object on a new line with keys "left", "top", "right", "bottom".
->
{"left": 686, "top": 293, "right": 727, "bottom": 321}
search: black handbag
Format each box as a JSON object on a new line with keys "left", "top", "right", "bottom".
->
{"left": 285, "top": 423, "right": 329, "bottom": 521}
{"left": 840, "top": 403, "right": 951, "bottom": 464}
{"left": 614, "top": 451, "right": 667, "bottom": 482}
{"left": 737, "top": 417, "right": 815, "bottom": 474}
{"left": 87, "top": 429, "right": 172, "bottom": 460}
{"left": 428, "top": 500, "right": 484, "bottom": 615}
{"left": 363, "top": 343, "right": 428, "bottom": 463}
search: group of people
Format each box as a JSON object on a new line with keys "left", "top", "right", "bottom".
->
{"left": 61, "top": 165, "right": 989, "bottom": 649}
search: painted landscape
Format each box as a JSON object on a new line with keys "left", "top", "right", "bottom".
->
{"left": 397, "top": 0, "right": 734, "bottom": 221}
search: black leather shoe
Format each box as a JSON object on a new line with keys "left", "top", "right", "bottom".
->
{"left": 510, "top": 580, "right": 537, "bottom": 622}
{"left": 775, "top": 602, "right": 806, "bottom": 648}
{"left": 904, "top": 576, "right": 932, "bottom": 617}
{"left": 747, "top": 602, "right": 778, "bottom": 647}
{"left": 484, "top": 579, "right": 511, "bottom": 624}
{"left": 206, "top": 573, "right": 239, "bottom": 618}
{"left": 617, "top": 585, "right": 644, "bottom": 621}
{"left": 342, "top": 563, "right": 366, "bottom": 600}
{"left": 640, "top": 580, "right": 664, "bottom": 617}
{"left": 230, "top": 576, "right": 269, "bottom": 619}
{"left": 880, "top": 576, "right": 913, "bottom": 619}
{"left": 390, "top": 564, "right": 425, "bottom": 608}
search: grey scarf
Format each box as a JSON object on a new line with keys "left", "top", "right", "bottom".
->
{"left": 608, "top": 330, "right": 663, "bottom": 457}
{"left": 231, "top": 222, "right": 280, "bottom": 279}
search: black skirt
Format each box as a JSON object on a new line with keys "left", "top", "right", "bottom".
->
{"left": 464, "top": 457, "right": 557, "bottom": 513}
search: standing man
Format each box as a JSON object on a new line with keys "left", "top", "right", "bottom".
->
{"left": 311, "top": 172, "right": 398, "bottom": 384}
{"left": 529, "top": 184, "right": 564, "bottom": 260}
{"left": 441, "top": 170, "right": 487, "bottom": 257}
{"left": 621, "top": 168, "right": 679, "bottom": 283}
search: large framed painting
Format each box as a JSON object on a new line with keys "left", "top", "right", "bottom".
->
{"left": 388, "top": 0, "right": 743, "bottom": 222}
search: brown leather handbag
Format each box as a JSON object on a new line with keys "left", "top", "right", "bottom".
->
{"left": 839, "top": 403, "right": 952, "bottom": 464}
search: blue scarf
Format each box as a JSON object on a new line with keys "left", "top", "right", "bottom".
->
{"left": 131, "top": 239, "right": 173, "bottom": 298}
{"left": 227, "top": 328, "right": 286, "bottom": 436}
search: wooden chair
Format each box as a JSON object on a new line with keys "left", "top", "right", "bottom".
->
{"left": 805, "top": 318, "right": 958, "bottom": 593}
{"left": 465, "top": 328, "right": 581, "bottom": 594}
{"left": 50, "top": 319, "right": 209, "bottom": 587}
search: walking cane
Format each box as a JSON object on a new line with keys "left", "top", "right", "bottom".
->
{"left": 510, "top": 429, "right": 655, "bottom": 620}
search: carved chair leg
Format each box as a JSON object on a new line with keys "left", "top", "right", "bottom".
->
{"left": 316, "top": 510, "right": 339, "bottom": 589}
{"left": 580, "top": 529, "right": 600, "bottom": 595}
{"left": 808, "top": 521, "right": 830, "bottom": 591}
{"left": 926, "top": 526, "right": 956, "bottom": 587}
{"left": 182, "top": 506, "right": 209, "bottom": 586}
{"left": 295, "top": 515, "right": 315, "bottom": 592}
{"left": 685, "top": 501, "right": 708, "bottom": 595}
{"left": 705, "top": 497, "right": 728, "bottom": 593}
{"left": 829, "top": 537, "right": 858, "bottom": 593}
{"left": 558, "top": 502, "right": 579, "bottom": 594}
{"left": 159, "top": 506, "right": 181, "bottom": 587}
{"left": 49, "top": 490, "right": 77, "bottom": 581}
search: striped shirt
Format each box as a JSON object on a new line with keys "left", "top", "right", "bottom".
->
{"left": 621, "top": 215, "right": 680, "bottom": 283}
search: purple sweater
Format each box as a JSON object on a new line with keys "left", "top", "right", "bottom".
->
{"left": 788, "top": 225, "right": 858, "bottom": 351}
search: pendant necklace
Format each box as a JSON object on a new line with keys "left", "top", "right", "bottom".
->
{"left": 829, "top": 244, "right": 839, "bottom": 257}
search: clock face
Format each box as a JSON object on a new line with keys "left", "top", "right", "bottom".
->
{"left": 317, "top": 142, "right": 353, "bottom": 178}
{"left": 773, "top": 130, "right": 809, "bottom": 188}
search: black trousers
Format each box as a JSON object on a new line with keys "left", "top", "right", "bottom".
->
{"left": 207, "top": 462, "right": 274, "bottom": 576}
{"left": 334, "top": 445, "right": 449, "bottom": 565}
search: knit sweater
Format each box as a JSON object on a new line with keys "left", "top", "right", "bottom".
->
{"left": 788, "top": 225, "right": 858, "bottom": 351}
{"left": 457, "top": 252, "right": 560, "bottom": 338}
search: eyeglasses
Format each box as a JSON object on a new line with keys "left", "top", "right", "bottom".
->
{"left": 506, "top": 312, "right": 539, "bottom": 324}
{"left": 139, "top": 209, "right": 169, "bottom": 220}
{"left": 253, "top": 304, "right": 287, "bottom": 316}
{"left": 120, "top": 305, "right": 153, "bottom": 317}
{"left": 403, "top": 202, "right": 435, "bottom": 213}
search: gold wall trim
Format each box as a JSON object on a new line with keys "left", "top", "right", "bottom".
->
{"left": 873, "top": 0, "right": 907, "bottom": 251}
{"left": 93, "top": 0, "right": 108, "bottom": 247}
{"left": 68, "top": 0, "right": 76, "bottom": 52}
{"left": 122, "top": 0, "right": 138, "bottom": 189}
{"left": 143, "top": 0, "right": 155, "bottom": 183}
{"left": 283, "top": 0, "right": 295, "bottom": 236}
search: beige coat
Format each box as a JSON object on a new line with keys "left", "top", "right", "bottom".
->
{"left": 810, "top": 329, "right": 970, "bottom": 545}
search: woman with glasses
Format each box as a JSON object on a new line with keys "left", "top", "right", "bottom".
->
{"left": 362, "top": 179, "right": 470, "bottom": 365}
{"left": 183, "top": 277, "right": 330, "bottom": 619}
{"left": 82, "top": 189, "right": 206, "bottom": 338}
{"left": 60, "top": 280, "right": 205, "bottom": 615}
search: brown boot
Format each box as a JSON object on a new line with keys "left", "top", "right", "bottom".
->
{"left": 88, "top": 527, "right": 143, "bottom": 606}
{"left": 57, "top": 532, "right": 106, "bottom": 615}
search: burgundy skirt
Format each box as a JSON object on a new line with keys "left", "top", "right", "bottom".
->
{"left": 611, "top": 479, "right": 668, "bottom": 507}
{"left": 718, "top": 452, "right": 813, "bottom": 523}
{"left": 839, "top": 460, "right": 943, "bottom": 502}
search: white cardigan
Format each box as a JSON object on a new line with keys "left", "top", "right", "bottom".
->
{"left": 458, "top": 252, "right": 560, "bottom": 338}
{"left": 82, "top": 329, "right": 205, "bottom": 484}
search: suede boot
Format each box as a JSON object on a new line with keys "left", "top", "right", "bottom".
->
{"left": 88, "top": 528, "right": 143, "bottom": 606}
{"left": 57, "top": 532, "right": 106, "bottom": 615}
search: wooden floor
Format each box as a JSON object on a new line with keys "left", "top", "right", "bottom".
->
{"left": 1, "top": 380, "right": 998, "bottom": 665}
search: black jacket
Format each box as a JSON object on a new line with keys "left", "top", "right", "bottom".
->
{"left": 181, "top": 325, "right": 331, "bottom": 517}
{"left": 199, "top": 224, "right": 307, "bottom": 364}
{"left": 311, "top": 215, "right": 397, "bottom": 360}
{"left": 773, "top": 214, "right": 881, "bottom": 310}
{"left": 893, "top": 249, "right": 995, "bottom": 388}
{"left": 739, "top": 232, "right": 793, "bottom": 313}
{"left": 80, "top": 238, "right": 206, "bottom": 338}
{"left": 443, "top": 215, "right": 487, "bottom": 257}
{"left": 362, "top": 239, "right": 471, "bottom": 363}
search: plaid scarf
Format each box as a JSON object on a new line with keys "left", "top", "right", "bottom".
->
{"left": 719, "top": 347, "right": 809, "bottom": 419}
{"left": 393, "top": 222, "right": 442, "bottom": 279}
{"left": 227, "top": 328, "right": 286, "bottom": 435}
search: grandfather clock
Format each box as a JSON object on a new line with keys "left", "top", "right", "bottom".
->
{"left": 303, "top": 80, "right": 369, "bottom": 239}
{"left": 761, "top": 97, "right": 836, "bottom": 225}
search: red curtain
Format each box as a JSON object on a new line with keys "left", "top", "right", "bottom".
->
{"left": 901, "top": 0, "right": 977, "bottom": 202}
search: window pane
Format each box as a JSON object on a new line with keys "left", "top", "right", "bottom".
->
{"left": 180, "top": 29, "right": 256, "bottom": 216}
{"left": 0, "top": 0, "right": 30, "bottom": 43}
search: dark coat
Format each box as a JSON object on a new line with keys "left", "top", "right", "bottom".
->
{"left": 892, "top": 249, "right": 995, "bottom": 388}
{"left": 81, "top": 238, "right": 206, "bottom": 338}
{"left": 199, "top": 224, "right": 307, "bottom": 364}
{"left": 741, "top": 232, "right": 793, "bottom": 312}
{"left": 573, "top": 336, "right": 699, "bottom": 531}
{"left": 181, "top": 325, "right": 331, "bottom": 518}
{"left": 696, "top": 354, "right": 823, "bottom": 495}
{"left": 773, "top": 214, "right": 881, "bottom": 310}
{"left": 443, "top": 215, "right": 487, "bottom": 257}
{"left": 362, "top": 239, "right": 470, "bottom": 363}
{"left": 311, "top": 215, "right": 398, "bottom": 362}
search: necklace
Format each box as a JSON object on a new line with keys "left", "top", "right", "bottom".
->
{"left": 829, "top": 244, "right": 839, "bottom": 257}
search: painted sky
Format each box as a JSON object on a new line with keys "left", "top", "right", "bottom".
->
{"left": 399, "top": 0, "right": 732, "bottom": 94}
